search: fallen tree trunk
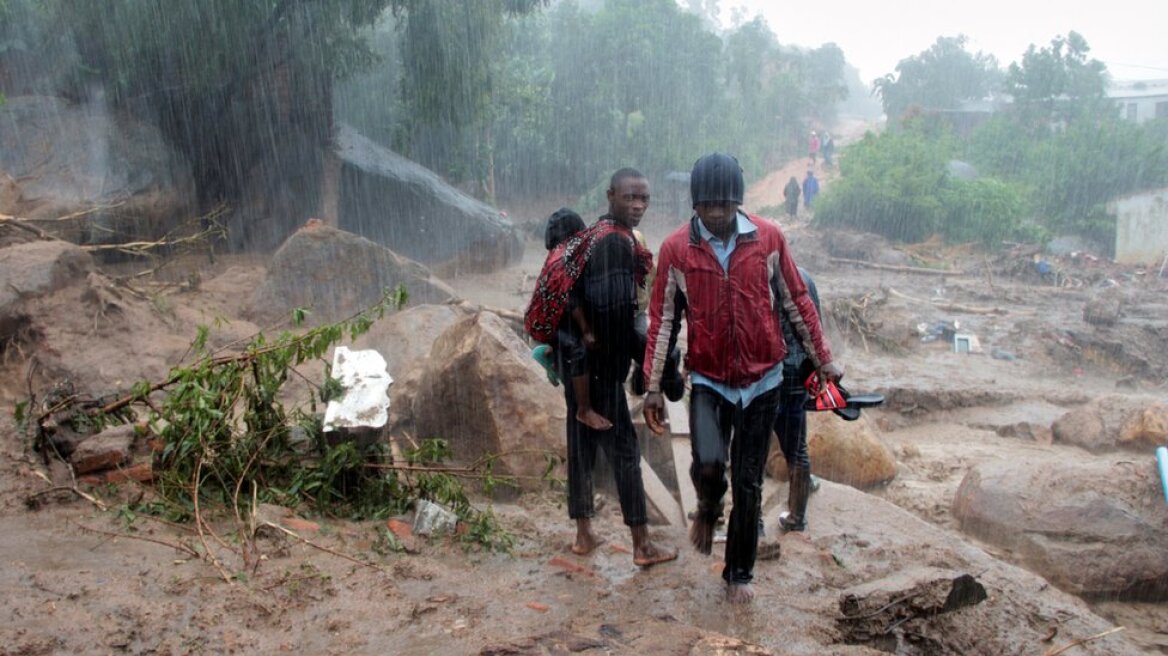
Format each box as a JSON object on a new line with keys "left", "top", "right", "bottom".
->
{"left": 829, "top": 256, "right": 964, "bottom": 276}
{"left": 838, "top": 567, "right": 987, "bottom": 647}
{"left": 886, "top": 287, "right": 1010, "bottom": 316}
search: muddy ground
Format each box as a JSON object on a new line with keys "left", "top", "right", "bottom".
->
{"left": 2, "top": 156, "right": 1167, "bottom": 655}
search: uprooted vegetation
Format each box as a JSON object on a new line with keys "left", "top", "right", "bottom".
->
{"left": 19, "top": 284, "right": 539, "bottom": 581}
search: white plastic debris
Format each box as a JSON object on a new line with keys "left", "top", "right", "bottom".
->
{"left": 412, "top": 499, "right": 458, "bottom": 537}
{"left": 322, "top": 346, "right": 394, "bottom": 432}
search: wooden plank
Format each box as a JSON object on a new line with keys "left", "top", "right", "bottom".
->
{"left": 671, "top": 437, "right": 697, "bottom": 529}
{"left": 640, "top": 457, "right": 685, "bottom": 528}
{"left": 664, "top": 398, "right": 690, "bottom": 435}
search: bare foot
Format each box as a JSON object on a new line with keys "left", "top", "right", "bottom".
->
{"left": 689, "top": 517, "right": 714, "bottom": 555}
{"left": 576, "top": 409, "right": 613, "bottom": 431}
{"left": 571, "top": 530, "right": 602, "bottom": 556}
{"left": 633, "top": 543, "right": 678, "bottom": 568}
{"left": 726, "top": 583, "right": 755, "bottom": 604}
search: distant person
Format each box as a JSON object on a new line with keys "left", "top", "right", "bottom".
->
{"left": 821, "top": 132, "right": 835, "bottom": 168}
{"left": 642, "top": 153, "right": 841, "bottom": 604}
{"left": 545, "top": 168, "right": 678, "bottom": 567}
{"left": 530, "top": 207, "right": 612, "bottom": 431}
{"left": 802, "top": 169, "right": 820, "bottom": 210}
{"left": 808, "top": 130, "right": 821, "bottom": 166}
{"left": 782, "top": 176, "right": 801, "bottom": 219}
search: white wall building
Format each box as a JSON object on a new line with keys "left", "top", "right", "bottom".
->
{"left": 1111, "top": 187, "right": 1168, "bottom": 266}
{"left": 1108, "top": 79, "right": 1168, "bottom": 124}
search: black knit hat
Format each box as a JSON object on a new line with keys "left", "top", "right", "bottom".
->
{"left": 544, "top": 207, "right": 586, "bottom": 251}
{"left": 690, "top": 153, "right": 744, "bottom": 207}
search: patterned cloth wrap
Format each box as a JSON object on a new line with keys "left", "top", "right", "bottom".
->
{"left": 524, "top": 218, "right": 653, "bottom": 344}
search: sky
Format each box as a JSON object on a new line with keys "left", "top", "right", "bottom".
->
{"left": 720, "top": 0, "right": 1168, "bottom": 84}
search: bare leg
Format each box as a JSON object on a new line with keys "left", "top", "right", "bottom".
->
{"left": 573, "top": 374, "right": 612, "bottom": 431}
{"left": 630, "top": 524, "right": 677, "bottom": 567}
{"left": 572, "top": 517, "right": 602, "bottom": 555}
{"left": 726, "top": 582, "right": 755, "bottom": 604}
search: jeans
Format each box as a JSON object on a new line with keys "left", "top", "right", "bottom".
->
{"left": 562, "top": 370, "right": 647, "bottom": 526}
{"left": 775, "top": 367, "right": 810, "bottom": 470}
{"left": 689, "top": 384, "right": 781, "bottom": 584}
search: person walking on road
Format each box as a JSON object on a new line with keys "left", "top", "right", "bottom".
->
{"left": 642, "top": 153, "right": 841, "bottom": 604}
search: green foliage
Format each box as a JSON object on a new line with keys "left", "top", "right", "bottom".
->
{"left": 965, "top": 112, "right": 1168, "bottom": 252}
{"left": 873, "top": 35, "right": 1001, "bottom": 120}
{"left": 104, "top": 284, "right": 516, "bottom": 549}
{"left": 938, "top": 177, "right": 1026, "bottom": 246}
{"left": 815, "top": 122, "right": 1026, "bottom": 247}
{"left": 1004, "top": 31, "right": 1110, "bottom": 130}
{"left": 815, "top": 125, "right": 952, "bottom": 242}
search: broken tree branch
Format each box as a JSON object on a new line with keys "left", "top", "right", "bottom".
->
{"left": 259, "top": 521, "right": 386, "bottom": 573}
{"left": 1042, "top": 626, "right": 1125, "bottom": 656}
{"left": 70, "top": 520, "right": 201, "bottom": 559}
{"left": 829, "top": 256, "right": 964, "bottom": 276}
{"left": 29, "top": 469, "right": 107, "bottom": 511}
{"left": 886, "top": 287, "right": 1010, "bottom": 316}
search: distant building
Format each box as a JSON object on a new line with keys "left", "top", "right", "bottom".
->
{"left": 1110, "top": 187, "right": 1168, "bottom": 266}
{"left": 1108, "top": 79, "right": 1168, "bottom": 123}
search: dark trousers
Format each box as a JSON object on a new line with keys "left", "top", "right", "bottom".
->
{"left": 775, "top": 368, "right": 810, "bottom": 469}
{"left": 689, "top": 384, "right": 781, "bottom": 585}
{"left": 563, "top": 371, "right": 647, "bottom": 527}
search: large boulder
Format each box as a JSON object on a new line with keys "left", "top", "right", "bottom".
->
{"left": 807, "top": 480, "right": 1143, "bottom": 654}
{"left": 408, "top": 311, "right": 565, "bottom": 491}
{"left": 334, "top": 124, "right": 522, "bottom": 275}
{"left": 351, "top": 304, "right": 464, "bottom": 381}
{"left": 768, "top": 413, "right": 897, "bottom": 489}
{"left": 0, "top": 237, "right": 93, "bottom": 310}
{"left": 248, "top": 222, "right": 456, "bottom": 326}
{"left": 0, "top": 233, "right": 94, "bottom": 358}
{"left": 1052, "top": 395, "right": 1168, "bottom": 452}
{"left": 952, "top": 456, "right": 1168, "bottom": 600}
{"left": 0, "top": 95, "right": 194, "bottom": 242}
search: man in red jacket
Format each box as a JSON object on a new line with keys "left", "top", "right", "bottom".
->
{"left": 642, "top": 153, "right": 841, "bottom": 604}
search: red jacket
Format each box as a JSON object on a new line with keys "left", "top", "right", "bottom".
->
{"left": 643, "top": 213, "right": 833, "bottom": 391}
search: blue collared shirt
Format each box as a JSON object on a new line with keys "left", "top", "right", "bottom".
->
{"left": 690, "top": 211, "right": 784, "bottom": 407}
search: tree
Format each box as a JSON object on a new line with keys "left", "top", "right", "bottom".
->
{"left": 393, "top": 0, "right": 547, "bottom": 199}
{"left": 47, "top": 0, "right": 396, "bottom": 223}
{"left": 873, "top": 35, "right": 1001, "bottom": 120}
{"left": 1003, "top": 31, "right": 1109, "bottom": 129}
{"left": 803, "top": 43, "right": 850, "bottom": 126}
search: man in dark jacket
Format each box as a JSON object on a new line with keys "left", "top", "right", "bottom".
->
{"left": 559, "top": 167, "right": 677, "bottom": 568}
{"left": 774, "top": 268, "right": 821, "bottom": 534}
{"left": 643, "top": 153, "right": 841, "bottom": 603}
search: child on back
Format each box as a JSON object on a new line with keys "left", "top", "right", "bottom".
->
{"left": 532, "top": 208, "right": 612, "bottom": 431}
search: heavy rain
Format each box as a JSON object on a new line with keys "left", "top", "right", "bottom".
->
{"left": 0, "top": 0, "right": 1166, "bottom": 653}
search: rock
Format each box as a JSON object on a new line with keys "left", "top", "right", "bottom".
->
{"left": 409, "top": 312, "right": 567, "bottom": 491}
{"left": 0, "top": 95, "right": 194, "bottom": 243}
{"left": 70, "top": 424, "right": 137, "bottom": 474}
{"left": 1084, "top": 289, "right": 1124, "bottom": 326}
{"left": 0, "top": 239, "right": 93, "bottom": 304}
{"left": 1118, "top": 404, "right": 1168, "bottom": 450}
{"left": 803, "top": 480, "right": 1142, "bottom": 654}
{"left": 334, "top": 124, "right": 522, "bottom": 275}
{"left": 995, "top": 421, "right": 1054, "bottom": 445}
{"left": 1052, "top": 395, "right": 1168, "bottom": 452}
{"left": 413, "top": 499, "right": 458, "bottom": 537}
{"left": 838, "top": 566, "right": 987, "bottom": 648}
{"left": 768, "top": 413, "right": 897, "bottom": 489}
{"left": 1, "top": 238, "right": 93, "bottom": 341}
{"left": 248, "top": 222, "right": 456, "bottom": 326}
{"left": 952, "top": 456, "right": 1168, "bottom": 600}
{"left": 351, "top": 304, "right": 463, "bottom": 382}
